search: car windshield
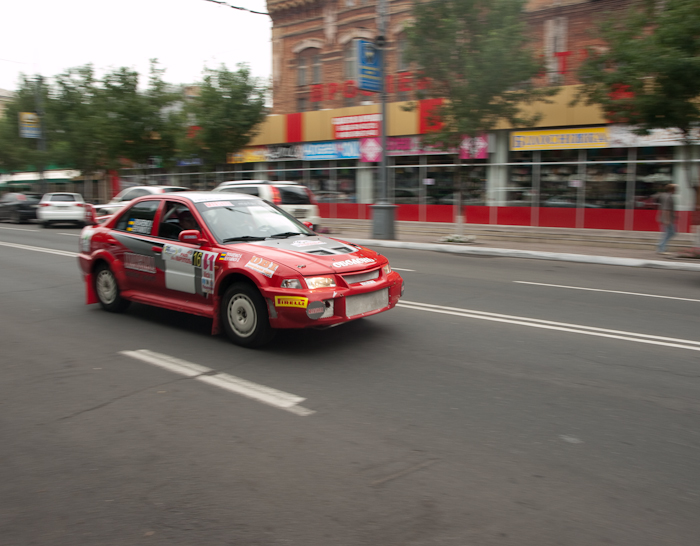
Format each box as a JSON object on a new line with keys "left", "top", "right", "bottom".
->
{"left": 195, "top": 198, "right": 313, "bottom": 243}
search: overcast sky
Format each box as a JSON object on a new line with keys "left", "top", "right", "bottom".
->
{"left": 0, "top": 0, "right": 272, "bottom": 91}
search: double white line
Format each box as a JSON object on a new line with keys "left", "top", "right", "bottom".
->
{"left": 398, "top": 300, "right": 700, "bottom": 353}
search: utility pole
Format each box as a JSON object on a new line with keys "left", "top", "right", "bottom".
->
{"left": 35, "top": 75, "right": 47, "bottom": 194}
{"left": 371, "top": 0, "right": 396, "bottom": 239}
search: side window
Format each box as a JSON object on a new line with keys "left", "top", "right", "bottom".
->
{"left": 158, "top": 201, "right": 200, "bottom": 240}
{"left": 224, "top": 186, "right": 259, "bottom": 196}
{"left": 115, "top": 201, "right": 159, "bottom": 235}
{"left": 121, "top": 188, "right": 149, "bottom": 202}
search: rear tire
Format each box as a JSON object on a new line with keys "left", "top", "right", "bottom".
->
{"left": 221, "top": 282, "right": 275, "bottom": 348}
{"left": 94, "top": 263, "right": 130, "bottom": 313}
{"left": 40, "top": 221, "right": 50, "bottom": 228}
{"left": 11, "top": 211, "right": 21, "bottom": 224}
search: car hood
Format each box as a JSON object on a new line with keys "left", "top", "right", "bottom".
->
{"left": 226, "top": 235, "right": 383, "bottom": 276}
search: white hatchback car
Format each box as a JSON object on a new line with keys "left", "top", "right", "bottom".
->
{"left": 96, "top": 185, "right": 189, "bottom": 216}
{"left": 37, "top": 192, "right": 87, "bottom": 227}
{"left": 212, "top": 180, "right": 321, "bottom": 229}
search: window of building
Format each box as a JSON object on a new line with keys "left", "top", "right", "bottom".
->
{"left": 312, "top": 53, "right": 322, "bottom": 84}
{"left": 397, "top": 35, "right": 409, "bottom": 72}
{"left": 544, "top": 17, "right": 568, "bottom": 84}
{"left": 297, "top": 57, "right": 307, "bottom": 86}
{"left": 297, "top": 96, "right": 308, "bottom": 112}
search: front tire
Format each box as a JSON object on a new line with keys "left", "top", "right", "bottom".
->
{"left": 94, "top": 263, "right": 130, "bottom": 313}
{"left": 221, "top": 282, "right": 275, "bottom": 348}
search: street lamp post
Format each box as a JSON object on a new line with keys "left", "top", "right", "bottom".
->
{"left": 371, "top": 0, "right": 396, "bottom": 240}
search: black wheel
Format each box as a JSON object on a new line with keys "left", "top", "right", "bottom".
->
{"left": 40, "top": 221, "right": 50, "bottom": 228}
{"left": 221, "top": 282, "right": 275, "bottom": 348}
{"left": 94, "top": 263, "right": 130, "bottom": 313}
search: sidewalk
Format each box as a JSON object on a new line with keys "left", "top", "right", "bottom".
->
{"left": 319, "top": 218, "right": 700, "bottom": 272}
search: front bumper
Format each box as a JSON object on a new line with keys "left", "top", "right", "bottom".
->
{"left": 262, "top": 271, "right": 403, "bottom": 329}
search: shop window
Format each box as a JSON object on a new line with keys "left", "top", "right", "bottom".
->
{"left": 584, "top": 163, "right": 628, "bottom": 209}
{"left": 335, "top": 161, "right": 357, "bottom": 203}
{"left": 540, "top": 164, "right": 579, "bottom": 208}
{"left": 392, "top": 157, "right": 421, "bottom": 204}
{"left": 634, "top": 147, "right": 674, "bottom": 209}
{"left": 426, "top": 155, "right": 456, "bottom": 205}
{"left": 505, "top": 151, "right": 534, "bottom": 207}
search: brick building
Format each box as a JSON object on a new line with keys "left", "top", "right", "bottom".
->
{"left": 215, "top": 0, "right": 698, "bottom": 233}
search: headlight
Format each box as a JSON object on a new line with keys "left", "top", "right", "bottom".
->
{"left": 305, "top": 276, "right": 336, "bottom": 289}
{"left": 281, "top": 279, "right": 302, "bottom": 289}
{"left": 382, "top": 263, "right": 392, "bottom": 275}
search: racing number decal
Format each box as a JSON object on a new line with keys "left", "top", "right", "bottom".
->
{"left": 162, "top": 244, "right": 217, "bottom": 295}
{"left": 195, "top": 251, "right": 217, "bottom": 295}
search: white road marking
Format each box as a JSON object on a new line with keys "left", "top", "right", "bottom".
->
{"left": 0, "top": 226, "right": 40, "bottom": 232}
{"left": 59, "top": 233, "right": 81, "bottom": 237}
{"left": 120, "top": 349, "right": 315, "bottom": 416}
{"left": 559, "top": 435, "right": 583, "bottom": 444}
{"left": 515, "top": 281, "right": 700, "bottom": 304}
{"left": 0, "top": 240, "right": 77, "bottom": 257}
{"left": 392, "top": 267, "right": 415, "bottom": 272}
{"left": 398, "top": 300, "right": 700, "bottom": 353}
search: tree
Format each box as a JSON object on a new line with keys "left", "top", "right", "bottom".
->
{"left": 404, "top": 0, "right": 556, "bottom": 235}
{"left": 184, "top": 64, "right": 267, "bottom": 168}
{"left": 575, "top": 0, "right": 700, "bottom": 232}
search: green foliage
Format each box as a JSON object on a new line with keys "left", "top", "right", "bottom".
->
{"left": 0, "top": 61, "right": 267, "bottom": 175}
{"left": 405, "top": 0, "right": 557, "bottom": 149}
{"left": 184, "top": 64, "right": 267, "bottom": 166}
{"left": 576, "top": 0, "right": 700, "bottom": 141}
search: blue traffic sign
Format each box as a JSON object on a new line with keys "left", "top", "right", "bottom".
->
{"left": 357, "top": 40, "right": 382, "bottom": 93}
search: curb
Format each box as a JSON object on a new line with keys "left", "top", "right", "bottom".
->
{"left": 344, "top": 238, "right": 700, "bottom": 272}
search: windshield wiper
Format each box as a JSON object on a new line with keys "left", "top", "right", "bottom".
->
{"left": 222, "top": 236, "right": 267, "bottom": 243}
{"left": 268, "top": 231, "right": 313, "bottom": 239}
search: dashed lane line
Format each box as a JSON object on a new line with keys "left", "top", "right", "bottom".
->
{"left": 120, "top": 349, "right": 315, "bottom": 416}
{"left": 0, "top": 240, "right": 77, "bottom": 257}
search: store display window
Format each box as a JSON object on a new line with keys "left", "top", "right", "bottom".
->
{"left": 392, "top": 157, "right": 420, "bottom": 204}
{"left": 584, "top": 162, "right": 628, "bottom": 209}
{"left": 426, "top": 155, "right": 456, "bottom": 205}
{"left": 540, "top": 163, "right": 579, "bottom": 207}
{"left": 506, "top": 151, "right": 534, "bottom": 206}
{"left": 334, "top": 161, "right": 357, "bottom": 203}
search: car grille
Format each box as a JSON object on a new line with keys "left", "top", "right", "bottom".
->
{"left": 343, "top": 270, "right": 379, "bottom": 284}
{"left": 345, "top": 288, "right": 388, "bottom": 318}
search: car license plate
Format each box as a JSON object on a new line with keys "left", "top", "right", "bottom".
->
{"left": 345, "top": 288, "right": 388, "bottom": 318}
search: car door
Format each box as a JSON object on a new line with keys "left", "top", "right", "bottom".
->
{"left": 153, "top": 200, "right": 217, "bottom": 308}
{"left": 0, "top": 194, "right": 12, "bottom": 221}
{"left": 110, "top": 200, "right": 161, "bottom": 295}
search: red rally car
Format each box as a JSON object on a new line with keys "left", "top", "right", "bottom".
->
{"left": 78, "top": 192, "right": 404, "bottom": 347}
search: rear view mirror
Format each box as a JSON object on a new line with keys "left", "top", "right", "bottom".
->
{"left": 302, "top": 221, "right": 314, "bottom": 230}
{"left": 179, "top": 229, "right": 206, "bottom": 245}
{"left": 84, "top": 204, "right": 98, "bottom": 226}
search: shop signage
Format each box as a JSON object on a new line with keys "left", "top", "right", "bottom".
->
{"left": 332, "top": 114, "right": 381, "bottom": 140}
{"left": 227, "top": 147, "right": 267, "bottom": 164}
{"left": 176, "top": 158, "right": 203, "bottom": 167}
{"left": 266, "top": 144, "right": 303, "bottom": 160}
{"left": 511, "top": 128, "right": 608, "bottom": 151}
{"left": 18, "top": 112, "right": 41, "bottom": 139}
{"left": 360, "top": 135, "right": 489, "bottom": 162}
{"left": 310, "top": 71, "right": 430, "bottom": 102}
{"left": 302, "top": 140, "right": 360, "bottom": 161}
{"left": 607, "top": 125, "right": 700, "bottom": 148}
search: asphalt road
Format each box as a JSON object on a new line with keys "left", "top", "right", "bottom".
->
{"left": 1, "top": 222, "right": 699, "bottom": 546}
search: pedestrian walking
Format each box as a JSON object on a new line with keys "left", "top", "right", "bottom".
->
{"left": 655, "top": 183, "right": 677, "bottom": 255}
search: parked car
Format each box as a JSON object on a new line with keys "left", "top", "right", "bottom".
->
{"left": 96, "top": 185, "right": 189, "bottom": 216}
{"left": 0, "top": 192, "right": 41, "bottom": 223}
{"left": 78, "top": 192, "right": 404, "bottom": 347}
{"left": 37, "top": 192, "right": 87, "bottom": 227}
{"left": 212, "top": 180, "right": 321, "bottom": 230}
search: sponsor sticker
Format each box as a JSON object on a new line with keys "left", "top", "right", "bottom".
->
{"left": 360, "top": 280, "right": 377, "bottom": 286}
{"left": 219, "top": 252, "right": 242, "bottom": 262}
{"left": 332, "top": 257, "right": 375, "bottom": 268}
{"left": 194, "top": 250, "right": 218, "bottom": 294}
{"left": 291, "top": 239, "right": 326, "bottom": 247}
{"left": 163, "top": 244, "right": 194, "bottom": 264}
{"left": 245, "top": 256, "right": 279, "bottom": 278}
{"left": 124, "top": 253, "right": 156, "bottom": 274}
{"left": 274, "top": 296, "right": 309, "bottom": 308}
{"left": 306, "top": 301, "right": 326, "bottom": 319}
{"left": 204, "top": 201, "right": 233, "bottom": 208}
{"left": 126, "top": 218, "right": 153, "bottom": 235}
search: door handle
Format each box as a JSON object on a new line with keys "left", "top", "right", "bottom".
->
{"left": 152, "top": 246, "right": 163, "bottom": 253}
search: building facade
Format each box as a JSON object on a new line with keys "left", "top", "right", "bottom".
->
{"left": 164, "top": 0, "right": 699, "bottom": 233}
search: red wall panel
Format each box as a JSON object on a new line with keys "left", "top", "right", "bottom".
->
{"left": 584, "top": 208, "right": 625, "bottom": 230}
{"left": 539, "top": 207, "right": 577, "bottom": 228}
{"left": 496, "top": 207, "right": 532, "bottom": 226}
